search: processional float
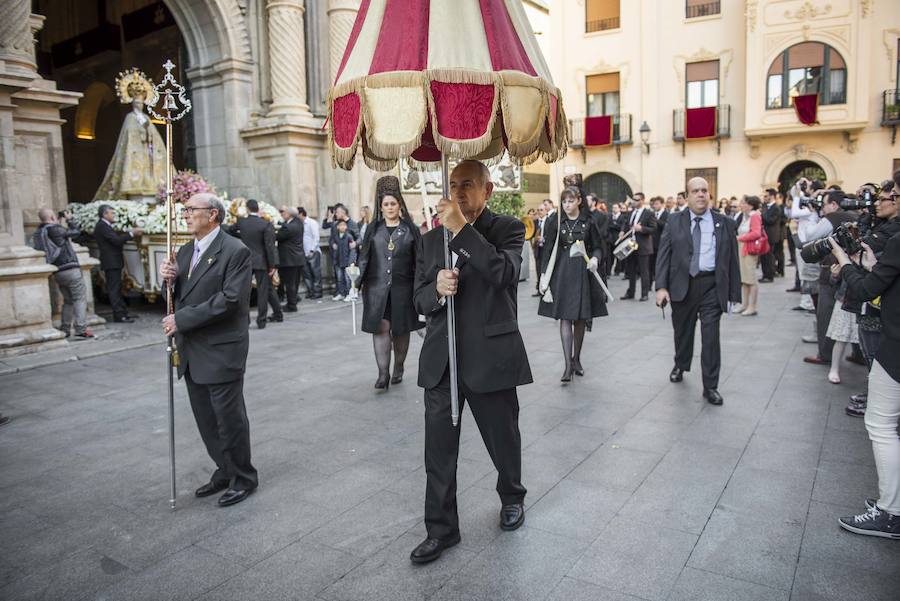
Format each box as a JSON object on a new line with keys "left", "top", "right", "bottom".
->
{"left": 326, "top": 0, "right": 569, "bottom": 426}
{"left": 147, "top": 60, "right": 192, "bottom": 509}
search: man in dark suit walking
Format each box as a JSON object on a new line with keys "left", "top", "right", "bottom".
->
{"left": 655, "top": 177, "right": 741, "bottom": 406}
{"left": 649, "top": 195, "right": 669, "bottom": 284}
{"left": 159, "top": 193, "right": 258, "bottom": 507}
{"left": 94, "top": 205, "right": 143, "bottom": 322}
{"left": 760, "top": 187, "right": 783, "bottom": 282}
{"left": 620, "top": 193, "right": 658, "bottom": 300}
{"left": 409, "top": 160, "right": 532, "bottom": 564}
{"left": 276, "top": 206, "right": 306, "bottom": 312}
{"left": 229, "top": 199, "right": 282, "bottom": 328}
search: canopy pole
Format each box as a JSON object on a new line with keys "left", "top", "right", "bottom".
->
{"left": 441, "top": 155, "right": 460, "bottom": 427}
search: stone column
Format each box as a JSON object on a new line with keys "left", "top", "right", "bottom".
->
{"left": 0, "top": 0, "right": 36, "bottom": 77}
{"left": 327, "top": 0, "right": 361, "bottom": 81}
{"left": 266, "top": 0, "right": 312, "bottom": 117}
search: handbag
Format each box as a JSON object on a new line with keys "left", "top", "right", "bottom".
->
{"left": 747, "top": 228, "right": 770, "bottom": 256}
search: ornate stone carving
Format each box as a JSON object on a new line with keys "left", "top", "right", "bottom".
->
{"left": 266, "top": 0, "right": 310, "bottom": 115}
{"left": 792, "top": 144, "right": 809, "bottom": 160}
{"left": 844, "top": 131, "right": 859, "bottom": 154}
{"left": 784, "top": 2, "right": 833, "bottom": 21}
{"left": 749, "top": 139, "right": 761, "bottom": 159}
{"left": 0, "top": 0, "right": 36, "bottom": 73}
{"left": 745, "top": 1, "right": 758, "bottom": 32}
{"left": 861, "top": 0, "right": 873, "bottom": 18}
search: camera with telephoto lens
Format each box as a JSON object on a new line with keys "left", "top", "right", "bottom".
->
{"left": 840, "top": 188, "right": 876, "bottom": 211}
{"left": 799, "top": 191, "right": 826, "bottom": 211}
{"left": 799, "top": 221, "right": 862, "bottom": 264}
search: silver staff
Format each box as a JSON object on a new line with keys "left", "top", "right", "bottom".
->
{"left": 440, "top": 155, "right": 460, "bottom": 426}
{"left": 147, "top": 59, "right": 192, "bottom": 510}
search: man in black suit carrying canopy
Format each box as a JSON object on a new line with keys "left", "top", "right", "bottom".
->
{"left": 159, "top": 192, "right": 258, "bottom": 507}
{"left": 409, "top": 160, "right": 532, "bottom": 564}
{"left": 228, "top": 199, "right": 282, "bottom": 328}
{"left": 655, "top": 177, "right": 741, "bottom": 406}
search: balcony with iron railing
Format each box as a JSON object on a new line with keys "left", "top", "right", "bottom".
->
{"left": 569, "top": 113, "right": 632, "bottom": 160}
{"left": 672, "top": 105, "right": 731, "bottom": 154}
{"left": 686, "top": 1, "right": 721, "bottom": 19}
{"left": 882, "top": 89, "right": 900, "bottom": 144}
{"left": 585, "top": 16, "right": 620, "bottom": 33}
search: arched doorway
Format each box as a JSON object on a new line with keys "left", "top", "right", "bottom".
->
{"left": 777, "top": 160, "right": 827, "bottom": 196}
{"left": 584, "top": 172, "right": 633, "bottom": 204}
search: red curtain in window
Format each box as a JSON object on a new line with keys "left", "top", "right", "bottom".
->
{"left": 685, "top": 106, "right": 716, "bottom": 139}
{"left": 584, "top": 115, "right": 613, "bottom": 146}
{"left": 794, "top": 93, "right": 819, "bottom": 125}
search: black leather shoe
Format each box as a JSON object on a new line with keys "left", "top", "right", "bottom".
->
{"left": 639, "top": 295, "right": 649, "bottom": 302}
{"left": 113, "top": 316, "right": 135, "bottom": 323}
{"left": 704, "top": 389, "right": 724, "bottom": 405}
{"left": 669, "top": 367, "right": 684, "bottom": 383}
{"left": 390, "top": 366, "right": 404, "bottom": 385}
{"left": 410, "top": 534, "right": 461, "bottom": 564}
{"left": 758, "top": 277, "right": 774, "bottom": 283}
{"left": 500, "top": 503, "right": 525, "bottom": 531}
{"left": 195, "top": 480, "right": 229, "bottom": 498}
{"left": 267, "top": 315, "right": 283, "bottom": 322}
{"left": 217, "top": 488, "right": 254, "bottom": 507}
{"left": 257, "top": 322, "right": 267, "bottom": 329}
{"left": 374, "top": 373, "right": 390, "bottom": 391}
{"left": 531, "top": 291, "right": 542, "bottom": 297}
{"left": 572, "top": 358, "right": 584, "bottom": 377}
{"left": 282, "top": 304, "right": 299, "bottom": 312}
{"left": 620, "top": 293, "right": 634, "bottom": 300}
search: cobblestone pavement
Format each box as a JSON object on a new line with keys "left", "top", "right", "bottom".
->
{"left": 1, "top": 274, "right": 898, "bottom": 601}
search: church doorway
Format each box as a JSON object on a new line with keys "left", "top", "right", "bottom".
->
{"left": 34, "top": 0, "right": 195, "bottom": 203}
{"left": 584, "top": 172, "right": 633, "bottom": 204}
{"left": 777, "top": 160, "right": 826, "bottom": 196}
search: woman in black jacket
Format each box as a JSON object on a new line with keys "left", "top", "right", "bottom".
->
{"left": 831, "top": 230, "right": 900, "bottom": 539}
{"left": 356, "top": 176, "right": 424, "bottom": 390}
{"left": 538, "top": 186, "right": 608, "bottom": 382}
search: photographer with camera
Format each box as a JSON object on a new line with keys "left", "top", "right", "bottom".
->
{"left": 829, "top": 227, "right": 900, "bottom": 539}
{"left": 796, "top": 188, "right": 856, "bottom": 367}
{"left": 786, "top": 178, "right": 824, "bottom": 318}
{"left": 845, "top": 180, "right": 900, "bottom": 417}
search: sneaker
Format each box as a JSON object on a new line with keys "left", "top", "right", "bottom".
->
{"left": 343, "top": 296, "right": 353, "bottom": 302}
{"left": 332, "top": 294, "right": 344, "bottom": 301}
{"left": 801, "top": 335, "right": 818, "bottom": 344}
{"left": 850, "top": 393, "right": 868, "bottom": 403}
{"left": 866, "top": 498, "right": 878, "bottom": 511}
{"left": 845, "top": 401, "right": 866, "bottom": 418}
{"left": 838, "top": 506, "right": 900, "bottom": 539}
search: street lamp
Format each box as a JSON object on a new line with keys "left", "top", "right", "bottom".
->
{"left": 639, "top": 121, "right": 651, "bottom": 154}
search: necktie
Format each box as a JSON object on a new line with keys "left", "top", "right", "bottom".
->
{"left": 189, "top": 243, "right": 201, "bottom": 277}
{"left": 690, "top": 217, "right": 702, "bottom": 277}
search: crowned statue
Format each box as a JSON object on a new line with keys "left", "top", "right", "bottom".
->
{"left": 92, "top": 68, "right": 168, "bottom": 201}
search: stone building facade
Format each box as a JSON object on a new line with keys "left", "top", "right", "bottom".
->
{"left": 550, "top": 0, "right": 900, "bottom": 203}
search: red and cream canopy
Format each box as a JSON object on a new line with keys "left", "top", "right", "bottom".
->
{"left": 327, "top": 0, "right": 568, "bottom": 171}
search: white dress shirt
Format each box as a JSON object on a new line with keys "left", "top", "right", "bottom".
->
{"left": 302, "top": 216, "right": 321, "bottom": 255}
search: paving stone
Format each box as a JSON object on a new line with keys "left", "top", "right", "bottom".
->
{"left": 0, "top": 548, "right": 130, "bottom": 601}
{"left": 717, "top": 465, "right": 814, "bottom": 526}
{"left": 669, "top": 567, "right": 788, "bottom": 601}
{"left": 819, "top": 428, "right": 875, "bottom": 467}
{"left": 687, "top": 509, "right": 801, "bottom": 591}
{"left": 811, "top": 459, "right": 879, "bottom": 508}
{"left": 567, "top": 444, "right": 662, "bottom": 492}
{"left": 544, "top": 577, "right": 647, "bottom": 601}
{"left": 431, "top": 526, "right": 588, "bottom": 601}
{"left": 790, "top": 554, "right": 900, "bottom": 601}
{"left": 524, "top": 422, "right": 610, "bottom": 463}
{"left": 568, "top": 517, "right": 698, "bottom": 601}
{"left": 604, "top": 417, "right": 690, "bottom": 454}
{"left": 740, "top": 433, "right": 821, "bottom": 476}
{"left": 526, "top": 479, "right": 630, "bottom": 542}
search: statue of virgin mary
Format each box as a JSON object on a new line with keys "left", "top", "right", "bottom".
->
{"left": 92, "top": 69, "right": 168, "bottom": 201}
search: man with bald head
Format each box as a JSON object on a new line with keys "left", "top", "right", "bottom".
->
{"left": 655, "top": 177, "right": 741, "bottom": 405}
{"left": 410, "top": 159, "right": 532, "bottom": 564}
{"left": 159, "top": 192, "right": 258, "bottom": 507}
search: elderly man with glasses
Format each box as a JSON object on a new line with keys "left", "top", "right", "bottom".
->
{"left": 159, "top": 192, "right": 259, "bottom": 507}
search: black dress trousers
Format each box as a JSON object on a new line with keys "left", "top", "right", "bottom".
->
{"left": 279, "top": 266, "right": 301, "bottom": 309}
{"left": 185, "top": 368, "right": 258, "bottom": 491}
{"left": 671, "top": 273, "right": 723, "bottom": 390}
{"left": 424, "top": 368, "right": 526, "bottom": 541}
{"left": 104, "top": 268, "right": 128, "bottom": 318}
{"left": 253, "top": 269, "right": 283, "bottom": 325}
{"left": 626, "top": 254, "right": 651, "bottom": 297}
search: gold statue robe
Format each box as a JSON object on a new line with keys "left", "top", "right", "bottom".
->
{"left": 93, "top": 107, "right": 167, "bottom": 200}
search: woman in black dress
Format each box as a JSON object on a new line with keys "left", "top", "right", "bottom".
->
{"left": 538, "top": 186, "right": 608, "bottom": 382}
{"left": 356, "top": 176, "right": 424, "bottom": 390}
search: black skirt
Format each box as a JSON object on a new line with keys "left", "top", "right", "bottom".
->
{"left": 538, "top": 251, "right": 608, "bottom": 320}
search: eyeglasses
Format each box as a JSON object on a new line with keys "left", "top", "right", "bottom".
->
{"left": 180, "top": 206, "right": 213, "bottom": 216}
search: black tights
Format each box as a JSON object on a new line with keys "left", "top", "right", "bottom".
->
{"left": 559, "top": 319, "right": 587, "bottom": 367}
{"left": 373, "top": 319, "right": 410, "bottom": 376}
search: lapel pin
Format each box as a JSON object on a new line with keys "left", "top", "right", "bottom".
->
{"left": 207, "top": 257, "right": 213, "bottom": 264}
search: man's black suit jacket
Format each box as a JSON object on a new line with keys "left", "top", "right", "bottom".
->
{"left": 655, "top": 208, "right": 741, "bottom": 312}
{"left": 626, "top": 208, "right": 658, "bottom": 255}
{"left": 276, "top": 218, "right": 306, "bottom": 267}
{"left": 229, "top": 215, "right": 278, "bottom": 271}
{"left": 651, "top": 210, "right": 669, "bottom": 253}
{"left": 172, "top": 229, "right": 252, "bottom": 384}
{"left": 590, "top": 210, "right": 610, "bottom": 259}
{"left": 414, "top": 208, "right": 532, "bottom": 394}
{"left": 94, "top": 219, "right": 133, "bottom": 270}
{"left": 761, "top": 203, "right": 784, "bottom": 243}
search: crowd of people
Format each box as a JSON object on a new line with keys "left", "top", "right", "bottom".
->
{"left": 21, "top": 161, "right": 900, "bottom": 549}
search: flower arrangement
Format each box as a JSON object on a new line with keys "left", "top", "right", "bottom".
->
{"left": 159, "top": 169, "right": 216, "bottom": 205}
